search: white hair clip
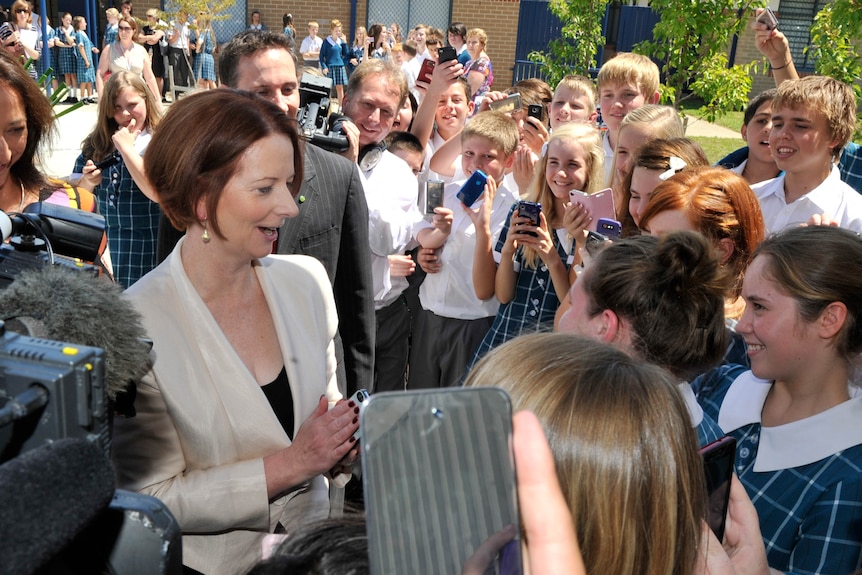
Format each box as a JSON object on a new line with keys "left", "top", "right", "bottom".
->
{"left": 659, "top": 156, "right": 687, "bottom": 181}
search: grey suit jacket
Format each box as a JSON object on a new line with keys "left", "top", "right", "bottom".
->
{"left": 276, "top": 143, "right": 375, "bottom": 396}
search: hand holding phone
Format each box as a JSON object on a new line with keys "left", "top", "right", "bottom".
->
{"left": 700, "top": 436, "right": 737, "bottom": 542}
{"left": 417, "top": 58, "right": 435, "bottom": 84}
{"left": 94, "top": 152, "right": 122, "bottom": 171}
{"left": 438, "top": 46, "right": 457, "bottom": 63}
{"left": 489, "top": 93, "right": 522, "bottom": 114}
{"left": 756, "top": 7, "right": 778, "bottom": 30}
{"left": 517, "top": 201, "right": 542, "bottom": 237}
{"left": 568, "top": 188, "right": 615, "bottom": 232}
{"left": 457, "top": 170, "right": 488, "bottom": 208}
{"left": 425, "top": 180, "right": 445, "bottom": 214}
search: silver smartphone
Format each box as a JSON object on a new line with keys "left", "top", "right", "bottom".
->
{"left": 361, "top": 388, "right": 522, "bottom": 575}
{"left": 425, "top": 180, "right": 445, "bottom": 214}
{"left": 757, "top": 7, "right": 778, "bottom": 30}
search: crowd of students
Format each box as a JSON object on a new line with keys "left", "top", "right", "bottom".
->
{"left": 3, "top": 7, "right": 862, "bottom": 574}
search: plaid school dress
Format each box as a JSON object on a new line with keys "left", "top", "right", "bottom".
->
{"left": 194, "top": 29, "right": 215, "bottom": 81}
{"left": 57, "top": 25, "right": 77, "bottom": 75}
{"left": 75, "top": 31, "right": 96, "bottom": 83}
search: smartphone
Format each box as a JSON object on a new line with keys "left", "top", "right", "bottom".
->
{"left": 585, "top": 230, "right": 610, "bottom": 259}
{"left": 756, "top": 7, "right": 778, "bottom": 30}
{"left": 456, "top": 170, "right": 488, "bottom": 208}
{"left": 438, "top": 45, "right": 457, "bottom": 63}
{"left": 417, "top": 58, "right": 435, "bottom": 84}
{"left": 527, "top": 104, "right": 544, "bottom": 122}
{"left": 361, "top": 388, "right": 522, "bottom": 575}
{"left": 425, "top": 180, "right": 445, "bottom": 215}
{"left": 94, "top": 152, "right": 122, "bottom": 171}
{"left": 348, "top": 388, "right": 370, "bottom": 440}
{"left": 489, "top": 93, "right": 521, "bottom": 114}
{"left": 569, "top": 187, "right": 615, "bottom": 232}
{"left": 517, "top": 200, "right": 541, "bottom": 237}
{"left": 699, "top": 436, "right": 737, "bottom": 542}
{"left": 596, "top": 218, "right": 621, "bottom": 239}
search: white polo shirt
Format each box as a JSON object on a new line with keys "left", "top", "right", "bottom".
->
{"left": 752, "top": 167, "right": 862, "bottom": 234}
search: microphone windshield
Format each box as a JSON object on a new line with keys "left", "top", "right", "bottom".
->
{"left": 0, "top": 438, "right": 116, "bottom": 575}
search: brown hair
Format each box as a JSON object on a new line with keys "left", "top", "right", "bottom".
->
{"left": 0, "top": 49, "right": 54, "bottom": 194}
{"left": 620, "top": 137, "right": 709, "bottom": 237}
{"left": 465, "top": 332, "right": 706, "bottom": 575}
{"left": 82, "top": 71, "right": 162, "bottom": 161}
{"left": 345, "top": 59, "right": 407, "bottom": 110}
{"left": 582, "top": 231, "right": 728, "bottom": 381}
{"left": 754, "top": 225, "right": 862, "bottom": 362}
{"left": 640, "top": 167, "right": 765, "bottom": 299}
{"left": 145, "top": 90, "right": 303, "bottom": 236}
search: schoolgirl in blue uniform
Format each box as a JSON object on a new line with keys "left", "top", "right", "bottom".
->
{"left": 318, "top": 19, "right": 349, "bottom": 103}
{"left": 695, "top": 225, "right": 862, "bottom": 574}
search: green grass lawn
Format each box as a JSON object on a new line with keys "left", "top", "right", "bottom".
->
{"left": 689, "top": 136, "right": 744, "bottom": 165}
{"left": 679, "top": 99, "right": 745, "bottom": 133}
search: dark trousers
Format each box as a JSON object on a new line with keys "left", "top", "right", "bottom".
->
{"left": 373, "top": 295, "right": 411, "bottom": 393}
{"left": 408, "top": 309, "right": 494, "bottom": 389}
{"left": 169, "top": 47, "right": 192, "bottom": 87}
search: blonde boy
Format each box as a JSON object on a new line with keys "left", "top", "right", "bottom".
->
{"left": 550, "top": 74, "right": 599, "bottom": 130}
{"left": 596, "top": 52, "right": 661, "bottom": 183}
{"left": 751, "top": 75, "right": 862, "bottom": 233}
{"left": 409, "top": 112, "right": 520, "bottom": 389}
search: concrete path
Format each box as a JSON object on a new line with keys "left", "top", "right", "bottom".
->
{"left": 683, "top": 114, "right": 741, "bottom": 139}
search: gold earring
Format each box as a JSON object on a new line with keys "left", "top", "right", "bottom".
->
{"left": 202, "top": 220, "right": 211, "bottom": 243}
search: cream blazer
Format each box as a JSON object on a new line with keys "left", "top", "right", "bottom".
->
{"left": 113, "top": 239, "right": 341, "bottom": 575}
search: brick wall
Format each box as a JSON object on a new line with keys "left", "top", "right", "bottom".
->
{"left": 452, "top": 0, "right": 519, "bottom": 89}
{"left": 732, "top": 13, "right": 775, "bottom": 99}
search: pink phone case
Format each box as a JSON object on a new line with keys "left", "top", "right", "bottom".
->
{"left": 569, "top": 188, "right": 615, "bottom": 232}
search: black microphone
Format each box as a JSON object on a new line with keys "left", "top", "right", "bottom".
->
{"left": 0, "top": 438, "right": 116, "bottom": 575}
{"left": 0, "top": 265, "right": 151, "bottom": 406}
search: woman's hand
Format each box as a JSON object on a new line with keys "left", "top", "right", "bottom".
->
{"left": 266, "top": 396, "right": 358, "bottom": 497}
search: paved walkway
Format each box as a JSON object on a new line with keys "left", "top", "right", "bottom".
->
{"left": 683, "top": 115, "right": 741, "bottom": 139}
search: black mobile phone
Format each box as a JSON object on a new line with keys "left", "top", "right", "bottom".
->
{"left": 489, "top": 93, "right": 521, "bottom": 114}
{"left": 517, "top": 200, "right": 541, "bottom": 237}
{"left": 699, "top": 436, "right": 737, "bottom": 542}
{"left": 361, "top": 388, "right": 522, "bottom": 575}
{"left": 527, "top": 104, "right": 544, "bottom": 122}
{"left": 438, "top": 45, "right": 457, "bottom": 63}
{"left": 596, "top": 218, "right": 621, "bottom": 239}
{"left": 456, "top": 170, "right": 488, "bottom": 208}
{"left": 756, "top": 7, "right": 778, "bottom": 30}
{"left": 425, "top": 180, "right": 445, "bottom": 214}
{"left": 417, "top": 58, "right": 435, "bottom": 84}
{"left": 94, "top": 152, "right": 122, "bottom": 171}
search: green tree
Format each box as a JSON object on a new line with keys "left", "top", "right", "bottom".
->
{"left": 635, "top": 0, "right": 766, "bottom": 117}
{"left": 809, "top": 0, "right": 862, "bottom": 98}
{"left": 527, "top": 0, "right": 609, "bottom": 87}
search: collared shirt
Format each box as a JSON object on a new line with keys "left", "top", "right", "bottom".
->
{"left": 359, "top": 150, "right": 423, "bottom": 309}
{"left": 169, "top": 21, "right": 189, "bottom": 49}
{"left": 695, "top": 365, "right": 862, "bottom": 575}
{"left": 299, "top": 35, "right": 322, "bottom": 56}
{"left": 752, "top": 167, "right": 862, "bottom": 234}
{"left": 602, "top": 130, "right": 614, "bottom": 187}
{"left": 414, "top": 180, "right": 518, "bottom": 320}
{"left": 678, "top": 382, "right": 723, "bottom": 447}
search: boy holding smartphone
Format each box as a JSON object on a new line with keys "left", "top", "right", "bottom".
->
{"left": 409, "top": 112, "right": 520, "bottom": 389}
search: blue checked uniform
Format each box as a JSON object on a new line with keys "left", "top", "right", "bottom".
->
{"left": 74, "top": 147, "right": 160, "bottom": 288}
{"left": 469, "top": 203, "right": 571, "bottom": 368}
{"left": 194, "top": 29, "right": 215, "bottom": 81}
{"left": 57, "top": 26, "right": 77, "bottom": 75}
{"left": 319, "top": 37, "right": 349, "bottom": 85}
{"left": 103, "top": 24, "right": 117, "bottom": 47}
{"left": 695, "top": 364, "right": 862, "bottom": 575}
{"left": 75, "top": 31, "right": 96, "bottom": 83}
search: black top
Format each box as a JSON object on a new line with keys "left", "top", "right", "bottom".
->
{"left": 261, "top": 366, "right": 294, "bottom": 441}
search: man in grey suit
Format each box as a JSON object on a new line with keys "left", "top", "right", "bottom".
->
{"left": 219, "top": 31, "right": 375, "bottom": 396}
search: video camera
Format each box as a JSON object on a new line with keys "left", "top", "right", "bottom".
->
{"left": 296, "top": 73, "right": 350, "bottom": 153}
{"left": 0, "top": 202, "right": 106, "bottom": 289}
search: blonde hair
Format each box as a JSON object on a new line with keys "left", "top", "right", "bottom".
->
{"left": 465, "top": 332, "right": 706, "bottom": 575}
{"left": 461, "top": 111, "right": 519, "bottom": 164}
{"left": 610, "top": 104, "right": 684, "bottom": 188}
{"left": 521, "top": 122, "right": 603, "bottom": 268}
{"left": 596, "top": 52, "right": 660, "bottom": 101}
{"left": 555, "top": 74, "right": 598, "bottom": 113}
{"left": 773, "top": 75, "right": 857, "bottom": 160}
{"left": 466, "top": 27, "right": 487, "bottom": 48}
{"left": 105, "top": 7, "right": 120, "bottom": 18}
{"left": 329, "top": 19, "right": 342, "bottom": 33}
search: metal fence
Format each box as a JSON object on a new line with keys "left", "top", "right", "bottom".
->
{"left": 365, "top": 0, "right": 450, "bottom": 39}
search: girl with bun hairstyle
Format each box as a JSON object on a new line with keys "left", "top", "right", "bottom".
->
{"left": 557, "top": 231, "right": 727, "bottom": 446}
{"left": 695, "top": 225, "right": 862, "bottom": 574}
